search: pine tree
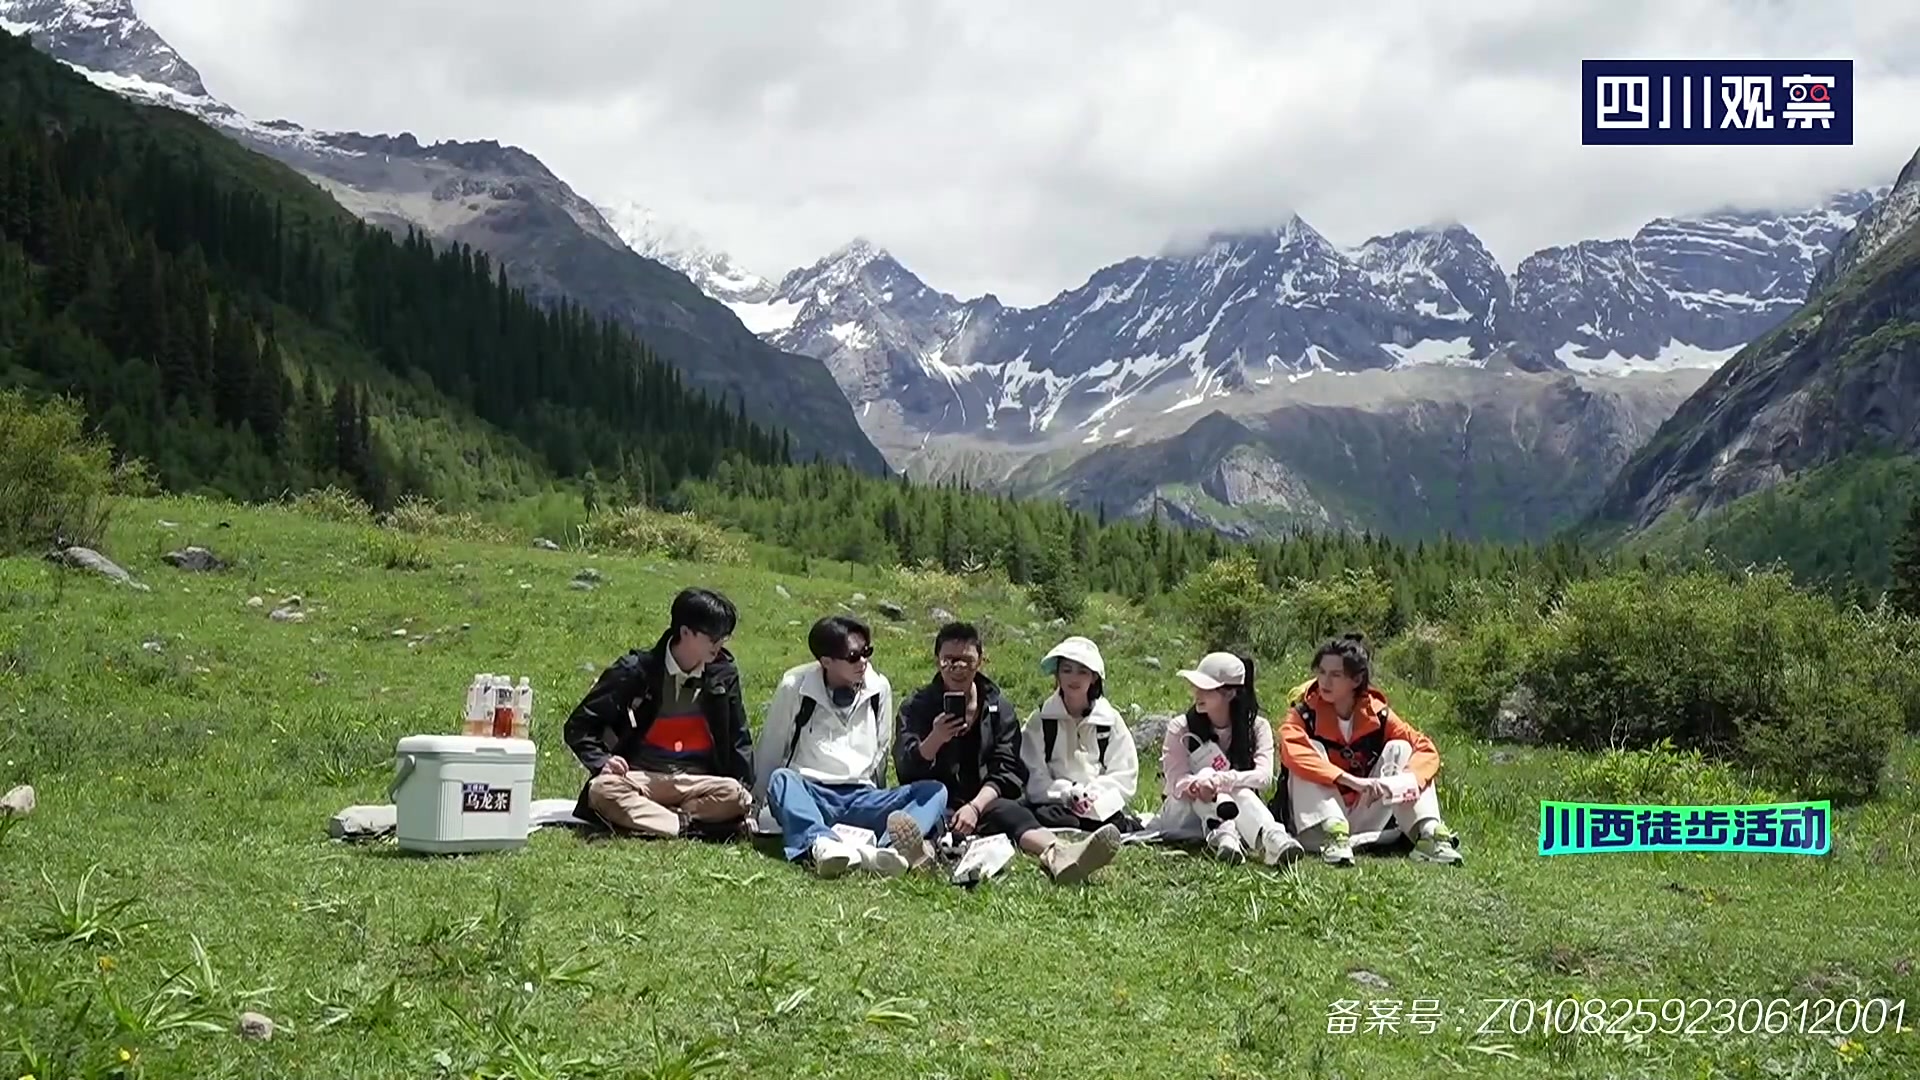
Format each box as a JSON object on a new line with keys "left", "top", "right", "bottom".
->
{"left": 1890, "top": 497, "right": 1920, "bottom": 617}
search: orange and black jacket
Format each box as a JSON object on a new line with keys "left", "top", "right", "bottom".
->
{"left": 1276, "top": 678, "right": 1440, "bottom": 807}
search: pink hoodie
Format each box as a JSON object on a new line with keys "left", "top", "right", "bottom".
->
{"left": 1159, "top": 711, "right": 1275, "bottom": 800}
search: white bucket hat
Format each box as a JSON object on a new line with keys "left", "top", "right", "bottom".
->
{"left": 1177, "top": 651, "right": 1246, "bottom": 691}
{"left": 1040, "top": 635, "right": 1105, "bottom": 678}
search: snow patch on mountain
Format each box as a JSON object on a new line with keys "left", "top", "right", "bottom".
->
{"left": 594, "top": 200, "right": 775, "bottom": 304}
{"left": 1556, "top": 337, "right": 1744, "bottom": 375}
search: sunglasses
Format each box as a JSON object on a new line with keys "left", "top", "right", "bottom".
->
{"left": 835, "top": 644, "right": 874, "bottom": 662}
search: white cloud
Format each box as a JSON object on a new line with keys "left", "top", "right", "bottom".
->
{"left": 137, "top": 0, "right": 1920, "bottom": 306}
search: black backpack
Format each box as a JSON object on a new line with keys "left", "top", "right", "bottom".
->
{"left": 787, "top": 693, "right": 884, "bottom": 763}
{"left": 1043, "top": 714, "right": 1113, "bottom": 770}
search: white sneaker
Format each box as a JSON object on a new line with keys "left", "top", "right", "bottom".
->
{"left": 1257, "top": 826, "right": 1305, "bottom": 868}
{"left": 864, "top": 845, "right": 910, "bottom": 877}
{"left": 1207, "top": 822, "right": 1245, "bottom": 865}
{"left": 811, "top": 836, "right": 857, "bottom": 878}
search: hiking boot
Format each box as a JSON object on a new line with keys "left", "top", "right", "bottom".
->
{"left": 1256, "top": 825, "right": 1305, "bottom": 868}
{"left": 810, "top": 836, "right": 858, "bottom": 878}
{"left": 1043, "top": 824, "right": 1122, "bottom": 885}
{"left": 1206, "top": 821, "right": 1246, "bottom": 865}
{"left": 885, "top": 811, "right": 932, "bottom": 870}
{"left": 1321, "top": 822, "right": 1355, "bottom": 867}
{"left": 863, "top": 844, "right": 911, "bottom": 877}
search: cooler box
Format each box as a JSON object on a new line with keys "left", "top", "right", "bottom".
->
{"left": 390, "top": 735, "right": 536, "bottom": 854}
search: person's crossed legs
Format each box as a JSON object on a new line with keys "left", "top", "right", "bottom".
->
{"left": 587, "top": 769, "right": 751, "bottom": 839}
{"left": 1288, "top": 739, "right": 1457, "bottom": 865}
{"left": 767, "top": 767, "right": 948, "bottom": 876}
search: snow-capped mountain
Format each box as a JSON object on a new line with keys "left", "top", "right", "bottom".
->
{"left": 595, "top": 200, "right": 775, "bottom": 305}
{"left": 742, "top": 190, "right": 1880, "bottom": 463}
{"left": 1511, "top": 191, "right": 1878, "bottom": 374}
{"left": 0, "top": 0, "right": 891, "bottom": 473}
{"left": 1592, "top": 142, "right": 1920, "bottom": 540}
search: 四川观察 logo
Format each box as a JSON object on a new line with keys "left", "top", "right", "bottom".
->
{"left": 1582, "top": 60, "right": 1852, "bottom": 145}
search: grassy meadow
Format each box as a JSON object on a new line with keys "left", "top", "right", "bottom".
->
{"left": 1, "top": 496, "right": 1917, "bottom": 1079}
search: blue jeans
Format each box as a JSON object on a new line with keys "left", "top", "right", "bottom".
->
{"left": 767, "top": 768, "right": 949, "bottom": 861}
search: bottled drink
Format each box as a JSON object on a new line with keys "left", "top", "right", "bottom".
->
{"left": 463, "top": 674, "right": 487, "bottom": 736}
{"left": 491, "top": 678, "right": 515, "bottom": 739}
{"left": 512, "top": 678, "right": 532, "bottom": 740}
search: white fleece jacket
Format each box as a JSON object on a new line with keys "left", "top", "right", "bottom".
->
{"left": 751, "top": 662, "right": 893, "bottom": 806}
{"left": 1019, "top": 693, "right": 1138, "bottom": 819}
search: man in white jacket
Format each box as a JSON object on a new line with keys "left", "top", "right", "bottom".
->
{"left": 753, "top": 615, "right": 948, "bottom": 878}
{"left": 1020, "top": 637, "right": 1143, "bottom": 833}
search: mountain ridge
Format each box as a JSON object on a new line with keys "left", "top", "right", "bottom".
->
{"left": 1586, "top": 144, "right": 1920, "bottom": 542}
{"left": 0, "top": 0, "right": 892, "bottom": 474}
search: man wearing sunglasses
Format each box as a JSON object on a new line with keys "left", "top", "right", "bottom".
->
{"left": 752, "top": 615, "right": 949, "bottom": 877}
{"left": 563, "top": 587, "right": 755, "bottom": 840}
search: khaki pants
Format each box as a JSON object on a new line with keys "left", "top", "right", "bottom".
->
{"left": 1289, "top": 739, "right": 1441, "bottom": 850}
{"left": 587, "top": 770, "right": 751, "bottom": 838}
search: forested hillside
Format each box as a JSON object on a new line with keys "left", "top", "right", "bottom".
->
{"left": 0, "top": 29, "right": 786, "bottom": 507}
{"left": 676, "top": 460, "right": 1610, "bottom": 622}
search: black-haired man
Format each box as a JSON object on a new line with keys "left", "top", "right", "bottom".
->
{"left": 753, "top": 615, "right": 948, "bottom": 877}
{"left": 894, "top": 621, "right": 1121, "bottom": 885}
{"left": 564, "top": 587, "right": 754, "bottom": 839}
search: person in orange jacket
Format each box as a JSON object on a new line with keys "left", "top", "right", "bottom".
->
{"left": 1275, "top": 633, "right": 1462, "bottom": 867}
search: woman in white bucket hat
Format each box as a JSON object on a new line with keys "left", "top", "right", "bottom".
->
{"left": 1141, "top": 650, "right": 1304, "bottom": 867}
{"left": 1019, "top": 636, "right": 1142, "bottom": 833}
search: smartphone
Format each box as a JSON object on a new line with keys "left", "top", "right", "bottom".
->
{"left": 942, "top": 691, "right": 966, "bottom": 718}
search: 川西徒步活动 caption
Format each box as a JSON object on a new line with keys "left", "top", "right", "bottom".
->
{"left": 1537, "top": 801, "right": 1829, "bottom": 856}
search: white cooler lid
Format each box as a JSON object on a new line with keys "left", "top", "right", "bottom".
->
{"left": 396, "top": 734, "right": 537, "bottom": 760}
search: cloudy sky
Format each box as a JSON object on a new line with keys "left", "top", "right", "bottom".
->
{"left": 141, "top": 0, "right": 1920, "bottom": 307}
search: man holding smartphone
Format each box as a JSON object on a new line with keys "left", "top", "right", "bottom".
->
{"left": 894, "top": 621, "right": 1122, "bottom": 885}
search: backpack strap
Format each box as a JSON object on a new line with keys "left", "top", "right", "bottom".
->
{"left": 786, "top": 696, "right": 817, "bottom": 763}
{"left": 1043, "top": 714, "right": 1058, "bottom": 764}
{"left": 786, "top": 693, "right": 884, "bottom": 764}
{"left": 1096, "top": 727, "right": 1111, "bottom": 768}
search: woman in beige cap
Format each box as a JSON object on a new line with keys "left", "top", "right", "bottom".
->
{"left": 1141, "top": 651, "right": 1304, "bottom": 866}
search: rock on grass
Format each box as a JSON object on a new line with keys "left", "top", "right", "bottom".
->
{"left": 1, "top": 784, "right": 33, "bottom": 816}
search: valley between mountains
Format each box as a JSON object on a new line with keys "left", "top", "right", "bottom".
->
{"left": 6, "top": 0, "right": 1916, "bottom": 553}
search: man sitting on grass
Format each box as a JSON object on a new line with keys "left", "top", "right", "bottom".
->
{"left": 1276, "top": 633, "right": 1462, "bottom": 866}
{"left": 894, "top": 621, "right": 1122, "bottom": 885}
{"left": 752, "top": 615, "right": 948, "bottom": 878}
{"left": 563, "top": 587, "right": 755, "bottom": 840}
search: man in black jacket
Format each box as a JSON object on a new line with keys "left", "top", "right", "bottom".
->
{"left": 894, "top": 621, "right": 1121, "bottom": 884}
{"left": 563, "top": 587, "right": 754, "bottom": 839}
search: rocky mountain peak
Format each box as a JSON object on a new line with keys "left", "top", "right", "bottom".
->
{"left": 1812, "top": 149, "right": 1920, "bottom": 292}
{"left": 0, "top": 0, "right": 207, "bottom": 98}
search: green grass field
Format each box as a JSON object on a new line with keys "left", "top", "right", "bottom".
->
{"left": 2, "top": 497, "right": 1917, "bottom": 1079}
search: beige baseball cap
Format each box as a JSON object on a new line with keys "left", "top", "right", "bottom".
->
{"left": 1040, "top": 635, "right": 1106, "bottom": 678}
{"left": 1177, "top": 651, "right": 1246, "bottom": 690}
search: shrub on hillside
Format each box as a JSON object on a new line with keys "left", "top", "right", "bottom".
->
{"left": 1565, "top": 738, "right": 1776, "bottom": 807}
{"left": 1434, "top": 575, "right": 1551, "bottom": 629}
{"left": 1377, "top": 620, "right": 1450, "bottom": 690}
{"left": 1175, "top": 552, "right": 1274, "bottom": 653}
{"left": 108, "top": 456, "right": 160, "bottom": 498}
{"left": 0, "top": 390, "right": 115, "bottom": 555}
{"left": 575, "top": 507, "right": 749, "bottom": 565}
{"left": 1440, "top": 615, "right": 1534, "bottom": 736}
{"left": 1459, "top": 569, "right": 1899, "bottom": 803}
{"left": 380, "top": 495, "right": 510, "bottom": 543}
{"left": 1281, "top": 566, "right": 1393, "bottom": 645}
{"left": 361, "top": 529, "right": 432, "bottom": 571}
{"left": 1854, "top": 602, "right": 1920, "bottom": 733}
{"left": 287, "top": 486, "right": 373, "bottom": 524}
